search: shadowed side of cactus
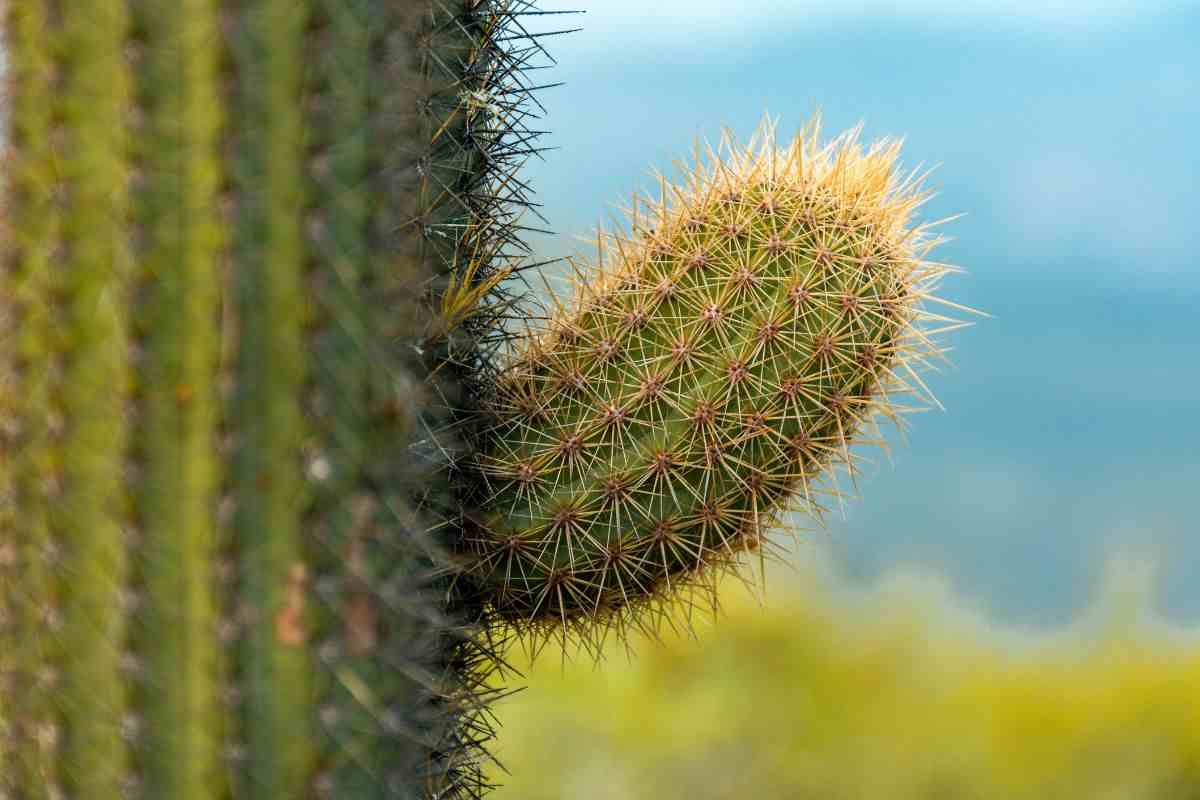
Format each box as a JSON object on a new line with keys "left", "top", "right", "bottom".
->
{"left": 0, "top": 1, "right": 558, "bottom": 798}
{"left": 221, "top": 0, "right": 312, "bottom": 794}
{"left": 463, "top": 117, "right": 970, "bottom": 643}
{"left": 287, "top": 2, "right": 555, "bottom": 796}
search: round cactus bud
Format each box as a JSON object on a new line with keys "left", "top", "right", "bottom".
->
{"left": 465, "top": 116, "right": 966, "bottom": 636}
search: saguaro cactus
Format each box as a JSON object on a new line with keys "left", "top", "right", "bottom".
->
{"left": 462, "top": 119, "right": 965, "bottom": 639}
{"left": 0, "top": 1, "right": 555, "bottom": 797}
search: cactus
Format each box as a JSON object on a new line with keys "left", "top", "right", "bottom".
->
{"left": 0, "top": 1, "right": 556, "bottom": 797}
{"left": 1, "top": 0, "right": 971, "bottom": 797}
{"left": 461, "top": 118, "right": 965, "bottom": 640}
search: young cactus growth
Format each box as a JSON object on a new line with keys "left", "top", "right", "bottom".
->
{"left": 464, "top": 118, "right": 966, "bottom": 637}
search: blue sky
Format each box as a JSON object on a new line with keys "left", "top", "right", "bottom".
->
{"left": 518, "top": 1, "right": 1200, "bottom": 624}
{"left": 534, "top": 0, "right": 1196, "bottom": 43}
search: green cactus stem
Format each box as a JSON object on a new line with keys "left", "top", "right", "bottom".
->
{"left": 1, "top": 2, "right": 561, "bottom": 798}
{"left": 463, "top": 117, "right": 968, "bottom": 640}
{"left": 223, "top": 0, "right": 312, "bottom": 794}
{"left": 1, "top": 1, "right": 61, "bottom": 794}
{"left": 35, "top": 2, "right": 135, "bottom": 797}
{"left": 126, "top": 0, "right": 225, "bottom": 797}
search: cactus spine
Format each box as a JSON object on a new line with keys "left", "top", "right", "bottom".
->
{"left": 463, "top": 118, "right": 964, "bottom": 638}
{"left": 1, "top": 1, "right": 554, "bottom": 797}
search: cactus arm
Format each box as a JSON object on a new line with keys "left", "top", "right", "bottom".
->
{"left": 53, "top": 0, "right": 135, "bottom": 796}
{"left": 0, "top": 2, "right": 61, "bottom": 794}
{"left": 466, "top": 121, "right": 962, "bottom": 637}
{"left": 126, "top": 0, "right": 225, "bottom": 795}
{"left": 225, "top": 1, "right": 313, "bottom": 795}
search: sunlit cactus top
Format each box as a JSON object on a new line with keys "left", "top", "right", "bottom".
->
{"left": 464, "top": 116, "right": 966, "bottom": 640}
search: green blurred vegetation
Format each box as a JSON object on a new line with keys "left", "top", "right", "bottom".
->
{"left": 488, "top": 557, "right": 1200, "bottom": 799}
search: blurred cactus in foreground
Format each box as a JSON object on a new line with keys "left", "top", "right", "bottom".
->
{"left": 0, "top": 1, "right": 556, "bottom": 797}
{"left": 461, "top": 118, "right": 966, "bottom": 641}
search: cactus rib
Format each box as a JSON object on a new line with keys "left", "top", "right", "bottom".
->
{"left": 223, "top": 0, "right": 313, "bottom": 794}
{"left": 54, "top": 1, "right": 135, "bottom": 796}
{"left": 126, "top": 0, "right": 225, "bottom": 796}
{"left": 1, "top": 2, "right": 62, "bottom": 794}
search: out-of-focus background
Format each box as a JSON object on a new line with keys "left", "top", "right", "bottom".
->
{"left": 488, "top": 1, "right": 1200, "bottom": 796}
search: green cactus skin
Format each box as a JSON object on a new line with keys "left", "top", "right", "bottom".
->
{"left": 32, "top": 2, "right": 136, "bottom": 797}
{"left": 1, "top": 2, "right": 62, "bottom": 794}
{"left": 1, "top": 2, "right": 559, "bottom": 798}
{"left": 300, "top": 2, "right": 514, "bottom": 795}
{"left": 127, "top": 1, "right": 225, "bottom": 797}
{"left": 304, "top": 0, "right": 382, "bottom": 794}
{"left": 223, "top": 0, "right": 312, "bottom": 794}
{"left": 464, "top": 119, "right": 965, "bottom": 638}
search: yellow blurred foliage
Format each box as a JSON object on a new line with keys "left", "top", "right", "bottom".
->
{"left": 487, "top": 557, "right": 1200, "bottom": 799}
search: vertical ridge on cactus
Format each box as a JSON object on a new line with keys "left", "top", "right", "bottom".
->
{"left": 463, "top": 116, "right": 971, "bottom": 645}
{"left": 127, "top": 0, "right": 225, "bottom": 796}
{"left": 383, "top": 3, "right": 562, "bottom": 793}
{"left": 1, "top": 2, "right": 61, "bottom": 794}
{"left": 222, "top": 0, "right": 313, "bottom": 794}
{"left": 39, "top": 2, "right": 135, "bottom": 797}
{"left": 301, "top": 1, "right": 503, "bottom": 795}
{"left": 303, "top": 0, "right": 384, "bottom": 794}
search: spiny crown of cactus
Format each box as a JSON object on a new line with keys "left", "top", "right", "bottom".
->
{"left": 462, "top": 116, "right": 967, "bottom": 642}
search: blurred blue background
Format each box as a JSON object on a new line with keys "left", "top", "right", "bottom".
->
{"left": 519, "top": 1, "right": 1200, "bottom": 625}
